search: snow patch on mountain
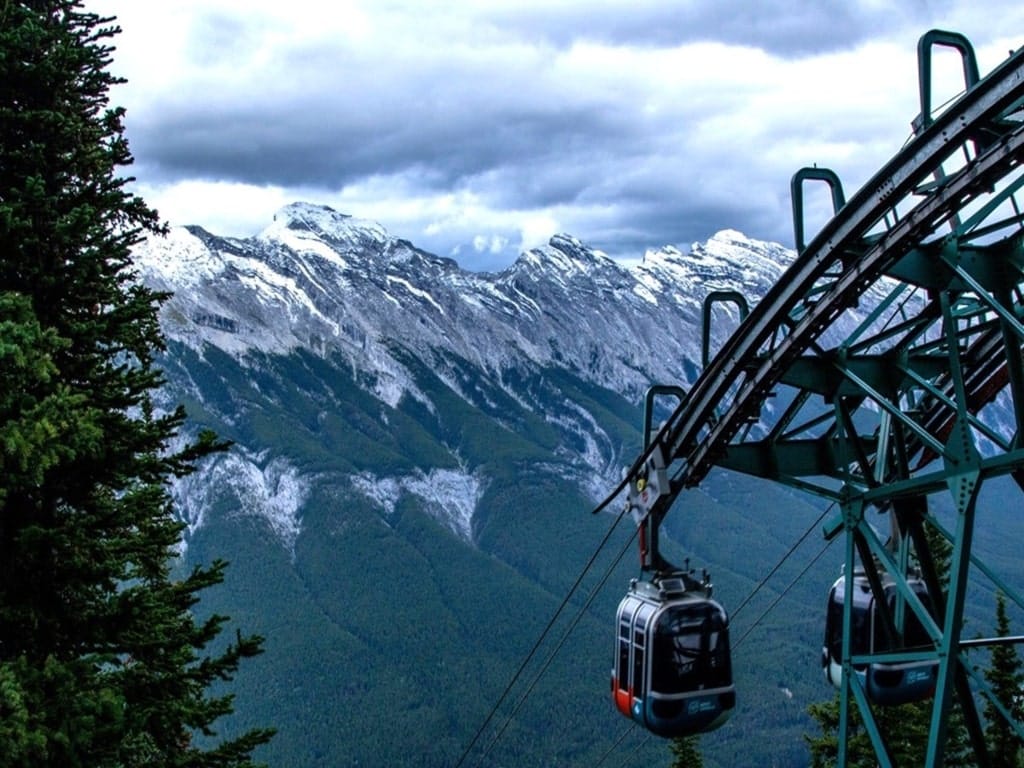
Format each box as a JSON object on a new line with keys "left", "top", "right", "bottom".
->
{"left": 260, "top": 219, "right": 351, "bottom": 271}
{"left": 386, "top": 274, "right": 446, "bottom": 315}
{"left": 350, "top": 465, "right": 485, "bottom": 541}
{"left": 542, "top": 400, "right": 625, "bottom": 504}
{"left": 133, "top": 226, "right": 227, "bottom": 289}
{"left": 171, "top": 448, "right": 310, "bottom": 556}
{"left": 632, "top": 281, "right": 659, "bottom": 305}
{"left": 363, "top": 338, "right": 435, "bottom": 410}
{"left": 221, "top": 453, "right": 309, "bottom": 551}
{"left": 548, "top": 400, "right": 614, "bottom": 472}
{"left": 263, "top": 202, "right": 389, "bottom": 252}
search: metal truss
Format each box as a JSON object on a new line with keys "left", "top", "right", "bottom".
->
{"left": 630, "top": 29, "right": 1024, "bottom": 766}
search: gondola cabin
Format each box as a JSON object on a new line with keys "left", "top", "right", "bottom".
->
{"left": 612, "top": 576, "right": 735, "bottom": 737}
{"left": 823, "top": 567, "right": 938, "bottom": 705}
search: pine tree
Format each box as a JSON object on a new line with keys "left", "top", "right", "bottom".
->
{"left": 805, "top": 692, "right": 942, "bottom": 767}
{"left": 984, "top": 593, "right": 1024, "bottom": 768}
{"left": 0, "top": 2, "right": 273, "bottom": 765}
{"left": 668, "top": 735, "right": 703, "bottom": 767}
{"left": 805, "top": 693, "right": 873, "bottom": 768}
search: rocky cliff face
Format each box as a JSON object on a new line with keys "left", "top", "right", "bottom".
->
{"left": 139, "top": 203, "right": 799, "bottom": 402}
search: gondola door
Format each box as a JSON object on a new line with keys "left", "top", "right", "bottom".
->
{"left": 612, "top": 593, "right": 653, "bottom": 722}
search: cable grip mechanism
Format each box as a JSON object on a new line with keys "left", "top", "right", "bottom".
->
{"left": 626, "top": 444, "right": 668, "bottom": 525}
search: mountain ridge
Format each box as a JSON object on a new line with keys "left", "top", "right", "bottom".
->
{"left": 140, "top": 201, "right": 836, "bottom": 767}
{"left": 138, "top": 201, "right": 794, "bottom": 397}
{"left": 138, "top": 202, "right": 801, "bottom": 554}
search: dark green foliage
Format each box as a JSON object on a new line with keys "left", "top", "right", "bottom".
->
{"left": 805, "top": 694, "right": 844, "bottom": 767}
{"left": 0, "top": 2, "right": 271, "bottom": 765}
{"left": 669, "top": 735, "right": 704, "bottom": 767}
{"left": 984, "top": 593, "right": 1023, "bottom": 767}
{"left": 805, "top": 693, "right": 945, "bottom": 767}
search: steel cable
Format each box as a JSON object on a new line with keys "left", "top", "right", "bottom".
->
{"left": 471, "top": 525, "right": 640, "bottom": 767}
{"left": 452, "top": 498, "right": 631, "bottom": 767}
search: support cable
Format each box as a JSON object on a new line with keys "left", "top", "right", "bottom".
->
{"left": 734, "top": 538, "right": 836, "bottom": 650}
{"left": 590, "top": 723, "right": 636, "bottom": 768}
{"left": 729, "top": 504, "right": 833, "bottom": 621}
{"left": 472, "top": 525, "right": 640, "bottom": 767}
{"left": 617, "top": 732, "right": 652, "bottom": 767}
{"left": 452, "top": 500, "right": 631, "bottom": 768}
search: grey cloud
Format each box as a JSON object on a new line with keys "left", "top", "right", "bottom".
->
{"left": 124, "top": 74, "right": 810, "bottom": 264}
{"left": 129, "top": 106, "right": 634, "bottom": 191}
{"left": 126, "top": 61, "right": 649, "bottom": 193}
{"left": 484, "top": 0, "right": 958, "bottom": 57}
{"left": 587, "top": 190, "right": 794, "bottom": 255}
{"left": 438, "top": 175, "right": 795, "bottom": 269}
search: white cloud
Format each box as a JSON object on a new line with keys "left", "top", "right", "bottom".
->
{"left": 134, "top": 179, "right": 292, "bottom": 236}
{"left": 519, "top": 213, "right": 560, "bottom": 251}
{"left": 472, "top": 233, "right": 509, "bottom": 254}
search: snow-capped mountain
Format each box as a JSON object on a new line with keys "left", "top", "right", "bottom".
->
{"left": 136, "top": 203, "right": 801, "bottom": 550}
{"left": 138, "top": 202, "right": 792, "bottom": 406}
{"left": 136, "top": 203, "right": 832, "bottom": 767}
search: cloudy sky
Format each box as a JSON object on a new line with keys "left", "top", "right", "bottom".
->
{"left": 86, "top": 0, "right": 1024, "bottom": 271}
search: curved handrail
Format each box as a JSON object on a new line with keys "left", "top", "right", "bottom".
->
{"left": 791, "top": 167, "right": 846, "bottom": 255}
{"left": 916, "top": 29, "right": 981, "bottom": 133}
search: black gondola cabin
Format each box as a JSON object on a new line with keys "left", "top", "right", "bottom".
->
{"left": 612, "top": 575, "right": 735, "bottom": 737}
{"left": 823, "top": 566, "right": 938, "bottom": 705}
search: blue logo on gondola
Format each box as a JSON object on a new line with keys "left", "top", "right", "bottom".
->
{"left": 688, "top": 697, "right": 716, "bottom": 714}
